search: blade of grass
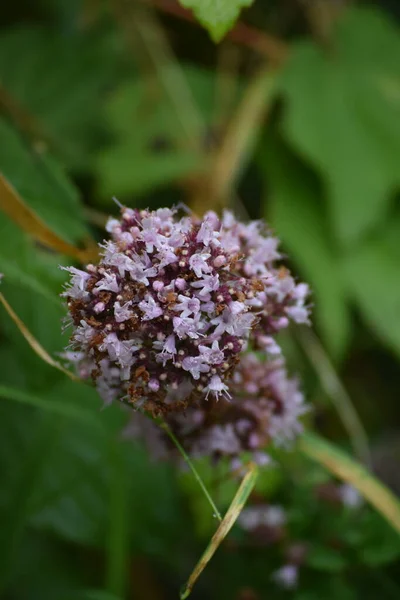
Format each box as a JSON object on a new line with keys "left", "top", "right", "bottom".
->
{"left": 0, "top": 174, "right": 97, "bottom": 262}
{"left": 180, "top": 462, "right": 258, "bottom": 599}
{"left": 300, "top": 432, "right": 400, "bottom": 535}
{"left": 297, "top": 327, "right": 370, "bottom": 465}
{"left": 0, "top": 291, "right": 79, "bottom": 382}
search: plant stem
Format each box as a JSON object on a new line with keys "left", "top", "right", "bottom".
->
{"left": 157, "top": 418, "right": 222, "bottom": 522}
{"left": 121, "top": 399, "right": 222, "bottom": 521}
{"left": 297, "top": 327, "right": 370, "bottom": 466}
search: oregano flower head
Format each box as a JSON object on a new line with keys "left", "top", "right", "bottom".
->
{"left": 62, "top": 206, "right": 310, "bottom": 415}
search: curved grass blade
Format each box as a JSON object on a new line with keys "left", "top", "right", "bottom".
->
{"left": 180, "top": 462, "right": 258, "bottom": 599}
{"left": 300, "top": 432, "right": 400, "bottom": 534}
{"left": 0, "top": 291, "right": 78, "bottom": 382}
{"left": 0, "top": 174, "right": 97, "bottom": 262}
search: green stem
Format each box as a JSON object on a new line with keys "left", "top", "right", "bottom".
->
{"left": 297, "top": 327, "right": 370, "bottom": 466}
{"left": 121, "top": 399, "right": 222, "bottom": 522}
{"left": 157, "top": 418, "right": 222, "bottom": 522}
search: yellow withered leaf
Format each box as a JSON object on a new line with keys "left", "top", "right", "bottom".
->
{"left": 300, "top": 432, "right": 400, "bottom": 535}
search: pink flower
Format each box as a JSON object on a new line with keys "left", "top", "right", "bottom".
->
{"left": 172, "top": 295, "right": 200, "bottom": 318}
{"left": 189, "top": 252, "right": 211, "bottom": 277}
{"left": 62, "top": 205, "right": 310, "bottom": 416}
{"left": 139, "top": 295, "right": 163, "bottom": 320}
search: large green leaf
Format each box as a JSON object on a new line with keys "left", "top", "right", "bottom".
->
{"left": 306, "top": 544, "right": 348, "bottom": 572}
{"left": 11, "top": 380, "right": 187, "bottom": 560}
{"left": 280, "top": 7, "right": 400, "bottom": 246}
{"left": 0, "top": 384, "right": 98, "bottom": 426}
{"left": 0, "top": 404, "right": 59, "bottom": 589}
{"left": 261, "top": 137, "right": 351, "bottom": 358}
{"left": 10, "top": 531, "right": 90, "bottom": 600}
{"left": 0, "top": 118, "right": 87, "bottom": 243}
{"left": 78, "top": 593, "right": 122, "bottom": 600}
{"left": 95, "top": 68, "right": 216, "bottom": 202}
{"left": 0, "top": 214, "right": 63, "bottom": 304}
{"left": 0, "top": 27, "right": 116, "bottom": 170}
{"left": 179, "top": 0, "right": 254, "bottom": 42}
{"left": 342, "top": 229, "right": 400, "bottom": 359}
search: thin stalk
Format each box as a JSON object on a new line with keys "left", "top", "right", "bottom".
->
{"left": 122, "top": 399, "right": 222, "bottom": 523}
{"left": 191, "top": 66, "right": 275, "bottom": 216}
{"left": 297, "top": 327, "right": 370, "bottom": 466}
{"left": 157, "top": 418, "right": 222, "bottom": 522}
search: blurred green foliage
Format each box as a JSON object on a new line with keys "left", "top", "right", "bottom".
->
{"left": 178, "top": 0, "right": 255, "bottom": 41}
{"left": 1, "top": 0, "right": 400, "bottom": 599}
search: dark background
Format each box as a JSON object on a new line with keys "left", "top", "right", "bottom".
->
{"left": 0, "top": 1, "right": 400, "bottom": 599}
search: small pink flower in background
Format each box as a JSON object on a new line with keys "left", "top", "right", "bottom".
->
{"left": 272, "top": 564, "right": 299, "bottom": 589}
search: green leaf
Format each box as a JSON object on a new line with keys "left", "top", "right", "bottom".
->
{"left": 15, "top": 381, "right": 185, "bottom": 560}
{"left": 342, "top": 231, "right": 400, "bottom": 358}
{"left": 0, "top": 283, "right": 65, "bottom": 392}
{"left": 0, "top": 384, "right": 98, "bottom": 426}
{"left": 0, "top": 216, "right": 61, "bottom": 305}
{"left": 280, "top": 7, "right": 400, "bottom": 245}
{"left": 306, "top": 544, "right": 348, "bottom": 572}
{"left": 95, "top": 69, "right": 212, "bottom": 202}
{"left": 0, "top": 118, "right": 87, "bottom": 244}
{"left": 0, "top": 26, "right": 116, "bottom": 170}
{"left": 261, "top": 137, "right": 351, "bottom": 358}
{"left": 10, "top": 531, "right": 89, "bottom": 599}
{"left": 178, "top": 0, "right": 254, "bottom": 42}
{"left": 294, "top": 577, "right": 356, "bottom": 600}
{"left": 358, "top": 513, "right": 400, "bottom": 566}
{"left": 105, "top": 443, "right": 130, "bottom": 598}
{"left": 0, "top": 408, "right": 60, "bottom": 590}
{"left": 77, "top": 593, "right": 122, "bottom": 600}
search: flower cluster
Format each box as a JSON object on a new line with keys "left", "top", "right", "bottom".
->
{"left": 124, "top": 352, "right": 308, "bottom": 467}
{"left": 237, "top": 481, "right": 363, "bottom": 591}
{"left": 238, "top": 503, "right": 302, "bottom": 590}
{"left": 62, "top": 206, "right": 310, "bottom": 415}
